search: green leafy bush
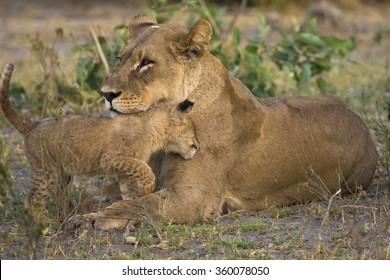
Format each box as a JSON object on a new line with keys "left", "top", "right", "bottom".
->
{"left": 270, "top": 18, "right": 355, "bottom": 95}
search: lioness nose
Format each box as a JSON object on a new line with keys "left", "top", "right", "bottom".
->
{"left": 100, "top": 90, "right": 122, "bottom": 103}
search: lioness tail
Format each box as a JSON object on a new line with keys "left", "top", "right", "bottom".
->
{"left": 0, "top": 64, "right": 34, "bottom": 134}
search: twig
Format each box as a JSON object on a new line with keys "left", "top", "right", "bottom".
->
{"left": 89, "top": 27, "right": 110, "bottom": 76}
{"left": 197, "top": 0, "right": 222, "bottom": 38}
{"left": 220, "top": 0, "right": 247, "bottom": 43}
{"left": 135, "top": 201, "right": 163, "bottom": 242}
{"left": 321, "top": 188, "right": 341, "bottom": 227}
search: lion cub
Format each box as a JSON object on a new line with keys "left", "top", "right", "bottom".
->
{"left": 0, "top": 64, "right": 199, "bottom": 224}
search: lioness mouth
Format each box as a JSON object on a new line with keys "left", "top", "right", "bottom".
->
{"left": 110, "top": 107, "right": 149, "bottom": 116}
{"left": 109, "top": 107, "right": 127, "bottom": 115}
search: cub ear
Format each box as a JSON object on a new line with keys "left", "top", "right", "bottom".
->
{"left": 177, "top": 100, "right": 194, "bottom": 112}
{"left": 128, "top": 15, "right": 159, "bottom": 39}
{"left": 172, "top": 19, "right": 212, "bottom": 61}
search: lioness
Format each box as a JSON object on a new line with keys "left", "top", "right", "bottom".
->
{"left": 0, "top": 63, "right": 199, "bottom": 224}
{"left": 77, "top": 16, "right": 377, "bottom": 229}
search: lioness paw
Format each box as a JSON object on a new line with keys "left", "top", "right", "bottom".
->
{"left": 67, "top": 212, "right": 131, "bottom": 231}
{"left": 66, "top": 213, "right": 96, "bottom": 232}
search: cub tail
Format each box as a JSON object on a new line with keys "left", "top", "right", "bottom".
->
{"left": 0, "top": 64, "right": 34, "bottom": 135}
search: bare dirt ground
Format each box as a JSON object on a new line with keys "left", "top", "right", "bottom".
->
{"left": 0, "top": 0, "right": 389, "bottom": 259}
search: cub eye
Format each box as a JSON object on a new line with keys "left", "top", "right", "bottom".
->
{"left": 135, "top": 58, "right": 154, "bottom": 73}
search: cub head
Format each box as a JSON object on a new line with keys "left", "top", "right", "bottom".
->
{"left": 100, "top": 15, "right": 212, "bottom": 114}
{"left": 165, "top": 100, "right": 199, "bottom": 160}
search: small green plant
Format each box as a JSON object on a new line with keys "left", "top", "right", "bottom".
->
{"left": 269, "top": 206, "right": 292, "bottom": 218}
{"left": 235, "top": 219, "right": 268, "bottom": 234}
{"left": 135, "top": 227, "right": 155, "bottom": 246}
{"left": 270, "top": 18, "right": 355, "bottom": 95}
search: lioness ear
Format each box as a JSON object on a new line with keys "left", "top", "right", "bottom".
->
{"left": 177, "top": 100, "right": 194, "bottom": 112}
{"left": 128, "top": 15, "right": 159, "bottom": 39}
{"left": 172, "top": 19, "right": 212, "bottom": 60}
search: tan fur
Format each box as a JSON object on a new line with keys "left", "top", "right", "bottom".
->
{"left": 77, "top": 181, "right": 122, "bottom": 214}
{"left": 78, "top": 17, "right": 378, "bottom": 230}
{"left": 0, "top": 64, "right": 199, "bottom": 224}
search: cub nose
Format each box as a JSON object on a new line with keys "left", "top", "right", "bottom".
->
{"left": 99, "top": 89, "right": 122, "bottom": 103}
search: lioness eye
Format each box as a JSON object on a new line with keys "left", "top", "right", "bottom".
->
{"left": 136, "top": 58, "right": 154, "bottom": 72}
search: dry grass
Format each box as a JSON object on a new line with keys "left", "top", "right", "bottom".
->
{"left": 0, "top": 148, "right": 389, "bottom": 260}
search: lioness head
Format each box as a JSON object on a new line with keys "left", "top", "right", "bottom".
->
{"left": 100, "top": 15, "right": 212, "bottom": 114}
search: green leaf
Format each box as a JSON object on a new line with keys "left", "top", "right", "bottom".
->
{"left": 70, "top": 43, "right": 94, "bottom": 54}
{"left": 232, "top": 27, "right": 241, "bottom": 48}
{"left": 294, "top": 33, "right": 326, "bottom": 48}
{"left": 313, "top": 55, "right": 331, "bottom": 71}
{"left": 229, "top": 65, "right": 239, "bottom": 76}
{"left": 9, "top": 83, "right": 31, "bottom": 109}
{"left": 233, "top": 49, "right": 241, "bottom": 64}
{"left": 256, "top": 14, "right": 271, "bottom": 45}
{"left": 305, "top": 17, "right": 317, "bottom": 34}
{"left": 299, "top": 62, "right": 312, "bottom": 86}
{"left": 244, "top": 44, "right": 258, "bottom": 55}
{"left": 9, "top": 83, "right": 26, "bottom": 96}
{"left": 114, "top": 24, "right": 127, "bottom": 31}
{"left": 272, "top": 47, "right": 298, "bottom": 65}
{"left": 316, "top": 76, "right": 335, "bottom": 94}
{"left": 321, "top": 36, "right": 355, "bottom": 56}
{"left": 275, "top": 26, "right": 288, "bottom": 41}
{"left": 145, "top": 7, "right": 157, "bottom": 19}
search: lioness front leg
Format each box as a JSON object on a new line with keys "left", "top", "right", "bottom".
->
{"left": 70, "top": 183, "right": 223, "bottom": 230}
{"left": 100, "top": 154, "right": 155, "bottom": 200}
{"left": 70, "top": 197, "right": 149, "bottom": 230}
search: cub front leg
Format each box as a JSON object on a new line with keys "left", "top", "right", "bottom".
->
{"left": 100, "top": 155, "right": 155, "bottom": 200}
